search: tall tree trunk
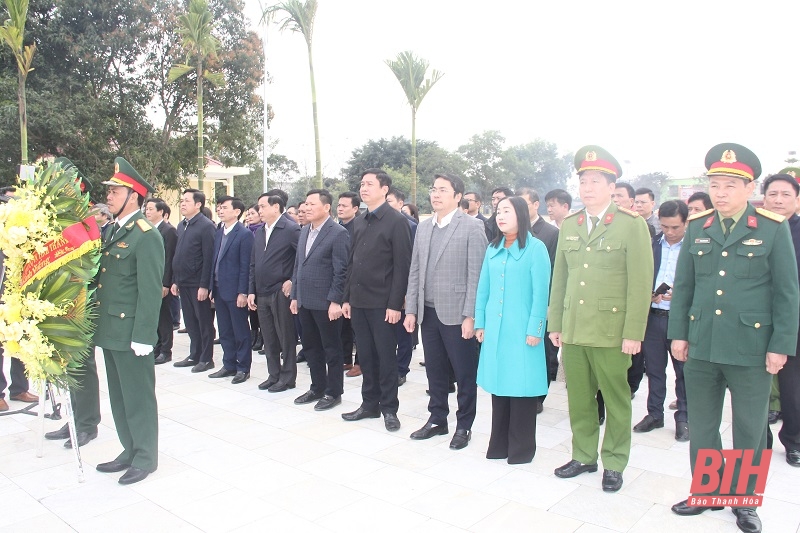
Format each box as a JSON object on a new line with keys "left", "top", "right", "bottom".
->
{"left": 307, "top": 42, "right": 321, "bottom": 188}
{"left": 410, "top": 107, "right": 417, "bottom": 204}
{"left": 196, "top": 60, "right": 204, "bottom": 190}
{"left": 18, "top": 70, "right": 28, "bottom": 166}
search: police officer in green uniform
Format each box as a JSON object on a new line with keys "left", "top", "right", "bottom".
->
{"left": 44, "top": 158, "right": 102, "bottom": 448}
{"left": 94, "top": 158, "right": 164, "bottom": 485}
{"left": 549, "top": 146, "right": 654, "bottom": 492}
{"left": 669, "top": 144, "right": 799, "bottom": 533}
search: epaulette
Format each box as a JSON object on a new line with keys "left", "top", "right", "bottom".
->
{"left": 136, "top": 219, "right": 152, "bottom": 232}
{"left": 687, "top": 208, "right": 714, "bottom": 222}
{"left": 565, "top": 210, "right": 583, "bottom": 219}
{"left": 756, "top": 207, "right": 786, "bottom": 223}
{"left": 616, "top": 206, "right": 639, "bottom": 217}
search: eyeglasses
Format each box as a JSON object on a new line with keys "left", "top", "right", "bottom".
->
{"left": 429, "top": 187, "right": 453, "bottom": 195}
{"left": 464, "top": 198, "right": 477, "bottom": 203}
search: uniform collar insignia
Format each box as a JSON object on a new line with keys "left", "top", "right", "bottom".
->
{"left": 703, "top": 215, "right": 715, "bottom": 229}
{"left": 116, "top": 242, "right": 129, "bottom": 248}
{"left": 577, "top": 214, "right": 585, "bottom": 226}
{"left": 125, "top": 221, "right": 134, "bottom": 230}
{"left": 747, "top": 215, "right": 757, "bottom": 228}
{"left": 604, "top": 213, "right": 614, "bottom": 224}
{"left": 741, "top": 239, "right": 762, "bottom": 246}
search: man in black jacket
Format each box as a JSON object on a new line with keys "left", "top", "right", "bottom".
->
{"left": 171, "top": 189, "right": 217, "bottom": 372}
{"left": 145, "top": 198, "right": 178, "bottom": 365}
{"left": 342, "top": 169, "right": 412, "bottom": 432}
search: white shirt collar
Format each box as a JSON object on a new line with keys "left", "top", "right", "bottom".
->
{"left": 223, "top": 221, "right": 237, "bottom": 234}
{"left": 432, "top": 208, "right": 458, "bottom": 228}
{"left": 311, "top": 216, "right": 329, "bottom": 231}
{"left": 115, "top": 210, "right": 138, "bottom": 228}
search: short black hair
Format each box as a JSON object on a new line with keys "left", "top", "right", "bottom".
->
{"left": 361, "top": 168, "right": 392, "bottom": 188}
{"left": 265, "top": 188, "right": 289, "bottom": 204}
{"left": 515, "top": 187, "right": 539, "bottom": 204}
{"left": 491, "top": 186, "right": 514, "bottom": 198}
{"left": 145, "top": 197, "right": 170, "bottom": 216}
{"left": 338, "top": 191, "right": 361, "bottom": 208}
{"left": 464, "top": 191, "right": 482, "bottom": 202}
{"left": 491, "top": 196, "right": 530, "bottom": 249}
{"left": 762, "top": 174, "right": 800, "bottom": 196}
{"left": 183, "top": 188, "right": 205, "bottom": 208}
{"left": 433, "top": 173, "right": 466, "bottom": 197}
{"left": 545, "top": 188, "right": 572, "bottom": 208}
{"left": 217, "top": 195, "right": 246, "bottom": 219}
{"left": 657, "top": 200, "right": 688, "bottom": 222}
{"left": 258, "top": 192, "right": 286, "bottom": 212}
{"left": 635, "top": 187, "right": 655, "bottom": 201}
{"left": 460, "top": 199, "right": 470, "bottom": 210}
{"left": 687, "top": 191, "right": 713, "bottom": 210}
{"left": 306, "top": 188, "right": 333, "bottom": 206}
{"left": 387, "top": 187, "right": 406, "bottom": 202}
{"left": 615, "top": 182, "right": 635, "bottom": 199}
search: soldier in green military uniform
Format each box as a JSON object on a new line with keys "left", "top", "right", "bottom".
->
{"left": 94, "top": 157, "right": 164, "bottom": 485}
{"left": 669, "top": 144, "right": 799, "bottom": 533}
{"left": 549, "top": 146, "right": 654, "bottom": 492}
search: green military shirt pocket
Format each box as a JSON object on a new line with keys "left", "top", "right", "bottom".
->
{"left": 108, "top": 303, "right": 136, "bottom": 320}
{"left": 595, "top": 240, "right": 622, "bottom": 269}
{"left": 737, "top": 312, "right": 772, "bottom": 355}
{"left": 734, "top": 246, "right": 767, "bottom": 278}
{"left": 688, "top": 306, "right": 702, "bottom": 344}
{"left": 109, "top": 247, "right": 134, "bottom": 275}
{"left": 688, "top": 243, "right": 713, "bottom": 275}
{"left": 562, "top": 241, "right": 581, "bottom": 269}
{"left": 598, "top": 298, "right": 624, "bottom": 337}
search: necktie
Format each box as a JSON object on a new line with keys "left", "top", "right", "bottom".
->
{"left": 723, "top": 218, "right": 734, "bottom": 238}
{"left": 589, "top": 216, "right": 599, "bottom": 237}
{"left": 108, "top": 222, "right": 120, "bottom": 242}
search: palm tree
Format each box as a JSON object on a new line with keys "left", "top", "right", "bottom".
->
{"left": 168, "top": 0, "right": 225, "bottom": 190}
{"left": 385, "top": 51, "right": 443, "bottom": 204}
{"left": 262, "top": 0, "right": 322, "bottom": 188}
{"left": 0, "top": 0, "right": 35, "bottom": 166}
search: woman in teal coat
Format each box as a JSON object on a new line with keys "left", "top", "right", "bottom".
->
{"left": 475, "top": 196, "right": 551, "bottom": 463}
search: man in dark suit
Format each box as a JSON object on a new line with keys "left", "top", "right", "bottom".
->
{"left": 405, "top": 174, "right": 487, "bottom": 449}
{"left": 145, "top": 198, "right": 178, "bottom": 365}
{"left": 342, "top": 169, "right": 412, "bottom": 432}
{"left": 634, "top": 200, "right": 689, "bottom": 441}
{"left": 485, "top": 187, "right": 513, "bottom": 241}
{"left": 517, "top": 187, "right": 559, "bottom": 413}
{"left": 208, "top": 196, "right": 254, "bottom": 384}
{"left": 337, "top": 192, "right": 361, "bottom": 375}
{"left": 171, "top": 189, "right": 216, "bottom": 373}
{"left": 291, "top": 189, "right": 351, "bottom": 410}
{"left": 248, "top": 194, "right": 301, "bottom": 392}
{"left": 464, "top": 191, "right": 488, "bottom": 222}
{"left": 93, "top": 203, "right": 114, "bottom": 241}
{"left": 545, "top": 189, "right": 572, "bottom": 229}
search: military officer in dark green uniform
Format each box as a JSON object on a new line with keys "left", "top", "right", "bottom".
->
{"left": 94, "top": 157, "right": 164, "bottom": 485}
{"left": 669, "top": 144, "right": 799, "bottom": 533}
{"left": 549, "top": 146, "right": 654, "bottom": 492}
{"left": 44, "top": 158, "right": 102, "bottom": 448}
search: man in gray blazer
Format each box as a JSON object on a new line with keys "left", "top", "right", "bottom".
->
{"left": 404, "top": 173, "right": 488, "bottom": 450}
{"left": 290, "top": 189, "right": 351, "bottom": 410}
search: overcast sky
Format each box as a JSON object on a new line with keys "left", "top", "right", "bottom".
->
{"left": 242, "top": 0, "right": 800, "bottom": 184}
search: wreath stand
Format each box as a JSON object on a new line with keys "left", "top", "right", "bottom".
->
{"left": 34, "top": 380, "right": 85, "bottom": 482}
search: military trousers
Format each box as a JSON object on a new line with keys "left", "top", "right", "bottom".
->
{"left": 562, "top": 343, "right": 632, "bottom": 472}
{"left": 103, "top": 347, "right": 158, "bottom": 471}
{"left": 67, "top": 348, "right": 101, "bottom": 433}
{"left": 685, "top": 357, "right": 770, "bottom": 495}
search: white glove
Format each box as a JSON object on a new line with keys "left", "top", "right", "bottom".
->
{"left": 131, "top": 342, "right": 152, "bottom": 357}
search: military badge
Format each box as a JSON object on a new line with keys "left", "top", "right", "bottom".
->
{"left": 604, "top": 213, "right": 614, "bottom": 224}
{"left": 721, "top": 149, "right": 737, "bottom": 163}
{"left": 703, "top": 216, "right": 714, "bottom": 229}
{"left": 566, "top": 236, "right": 579, "bottom": 241}
{"left": 577, "top": 214, "right": 585, "bottom": 225}
{"left": 125, "top": 221, "right": 134, "bottom": 230}
{"left": 585, "top": 151, "right": 597, "bottom": 162}
{"left": 747, "top": 216, "right": 757, "bottom": 228}
{"left": 741, "top": 239, "right": 763, "bottom": 246}
{"left": 694, "top": 238, "right": 711, "bottom": 244}
{"left": 116, "top": 242, "right": 129, "bottom": 248}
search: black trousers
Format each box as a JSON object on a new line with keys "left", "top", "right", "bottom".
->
{"left": 249, "top": 309, "right": 260, "bottom": 332}
{"left": 299, "top": 307, "right": 344, "bottom": 397}
{"left": 169, "top": 293, "right": 181, "bottom": 326}
{"left": 179, "top": 286, "right": 214, "bottom": 363}
{"left": 421, "top": 306, "right": 478, "bottom": 430}
{"left": 770, "top": 350, "right": 800, "bottom": 453}
{"left": 538, "top": 333, "right": 559, "bottom": 403}
{"left": 487, "top": 395, "right": 539, "bottom": 464}
{"left": 341, "top": 317, "right": 357, "bottom": 366}
{"left": 351, "top": 307, "right": 399, "bottom": 414}
{"left": 395, "top": 311, "right": 413, "bottom": 377}
{"left": 215, "top": 290, "right": 252, "bottom": 372}
{"left": 0, "top": 349, "right": 28, "bottom": 398}
{"left": 642, "top": 313, "right": 687, "bottom": 422}
{"left": 257, "top": 290, "right": 297, "bottom": 385}
{"left": 154, "top": 293, "right": 174, "bottom": 358}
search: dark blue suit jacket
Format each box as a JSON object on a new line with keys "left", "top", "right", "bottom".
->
{"left": 291, "top": 217, "right": 351, "bottom": 310}
{"left": 210, "top": 221, "right": 254, "bottom": 301}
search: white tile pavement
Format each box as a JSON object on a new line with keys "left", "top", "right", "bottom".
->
{"left": 0, "top": 335, "right": 798, "bottom": 532}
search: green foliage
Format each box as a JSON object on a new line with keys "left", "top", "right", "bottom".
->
{"left": 630, "top": 171, "right": 671, "bottom": 202}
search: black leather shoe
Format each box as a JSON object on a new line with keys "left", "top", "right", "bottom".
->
{"left": 213, "top": 338, "right": 221, "bottom": 345}
{"left": 449, "top": 429, "right": 471, "bottom": 450}
{"left": 45, "top": 424, "right": 69, "bottom": 440}
{"left": 670, "top": 499, "right": 723, "bottom": 516}
{"left": 297, "top": 353, "right": 307, "bottom": 363}
{"left": 633, "top": 414, "right": 665, "bottom": 433}
{"left": 208, "top": 368, "right": 237, "bottom": 378}
{"left": 294, "top": 390, "right": 324, "bottom": 405}
{"left": 342, "top": 406, "right": 381, "bottom": 421}
{"left": 314, "top": 395, "right": 341, "bottom": 411}
{"left": 675, "top": 422, "right": 690, "bottom": 442}
{"left": 536, "top": 401, "right": 544, "bottom": 414}
{"left": 602, "top": 469, "right": 623, "bottom": 492}
{"left": 231, "top": 372, "right": 249, "bottom": 384}
{"left": 384, "top": 413, "right": 401, "bottom": 432}
{"left": 554, "top": 460, "right": 598, "bottom": 478}
{"left": 398, "top": 375, "right": 406, "bottom": 387}
{"left": 154, "top": 353, "right": 172, "bottom": 365}
{"left": 96, "top": 459, "right": 131, "bottom": 473}
{"left": 118, "top": 466, "right": 154, "bottom": 485}
{"left": 268, "top": 381, "right": 296, "bottom": 393}
{"left": 64, "top": 429, "right": 98, "bottom": 448}
{"left": 732, "top": 507, "right": 762, "bottom": 533}
{"left": 191, "top": 361, "right": 215, "bottom": 373}
{"left": 258, "top": 378, "right": 278, "bottom": 390}
{"left": 177, "top": 327, "right": 187, "bottom": 333}
{"left": 787, "top": 449, "right": 800, "bottom": 467}
{"left": 768, "top": 410, "right": 781, "bottom": 425}
{"left": 410, "top": 422, "right": 448, "bottom": 440}
{"left": 173, "top": 357, "right": 196, "bottom": 368}
{"left": 258, "top": 349, "right": 266, "bottom": 355}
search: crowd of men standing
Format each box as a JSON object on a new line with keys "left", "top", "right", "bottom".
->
{"left": 3, "top": 143, "right": 798, "bottom": 533}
